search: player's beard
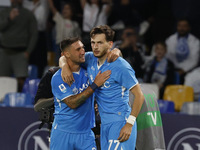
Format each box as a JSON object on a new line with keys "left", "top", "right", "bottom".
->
{"left": 93, "top": 48, "right": 108, "bottom": 58}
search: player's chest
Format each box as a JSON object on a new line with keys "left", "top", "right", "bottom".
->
{"left": 87, "top": 63, "right": 115, "bottom": 89}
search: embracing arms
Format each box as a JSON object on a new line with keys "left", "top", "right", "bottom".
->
{"left": 59, "top": 48, "right": 122, "bottom": 85}
{"left": 62, "top": 70, "right": 111, "bottom": 109}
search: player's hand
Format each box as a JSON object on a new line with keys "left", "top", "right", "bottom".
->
{"left": 107, "top": 48, "right": 121, "bottom": 63}
{"left": 94, "top": 70, "right": 111, "bottom": 87}
{"left": 117, "top": 123, "right": 133, "bottom": 142}
{"left": 61, "top": 64, "right": 74, "bottom": 86}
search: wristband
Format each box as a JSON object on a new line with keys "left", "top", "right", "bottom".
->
{"left": 127, "top": 115, "right": 136, "bottom": 126}
{"left": 90, "top": 82, "right": 98, "bottom": 91}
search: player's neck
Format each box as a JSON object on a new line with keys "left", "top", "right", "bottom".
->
{"left": 67, "top": 60, "right": 80, "bottom": 72}
{"left": 98, "top": 51, "right": 108, "bottom": 66}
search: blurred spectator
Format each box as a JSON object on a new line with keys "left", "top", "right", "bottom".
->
{"left": 108, "top": 0, "right": 143, "bottom": 29}
{"left": 48, "top": 0, "right": 81, "bottom": 64}
{"left": 113, "top": 26, "right": 145, "bottom": 80}
{"left": 172, "top": 0, "right": 200, "bottom": 40}
{"left": 24, "top": 0, "right": 49, "bottom": 78}
{"left": 165, "top": 19, "right": 200, "bottom": 84}
{"left": 143, "top": 42, "right": 175, "bottom": 98}
{"left": 108, "top": 0, "right": 154, "bottom": 43}
{"left": 0, "top": 0, "right": 38, "bottom": 92}
{"left": 138, "top": 0, "right": 174, "bottom": 53}
{"left": 81, "top": 0, "right": 112, "bottom": 51}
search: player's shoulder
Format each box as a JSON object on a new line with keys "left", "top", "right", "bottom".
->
{"left": 111, "top": 57, "right": 131, "bottom": 68}
{"left": 51, "top": 69, "right": 62, "bottom": 81}
{"left": 85, "top": 52, "right": 95, "bottom": 59}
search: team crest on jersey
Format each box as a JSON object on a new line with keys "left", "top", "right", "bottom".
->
{"left": 58, "top": 84, "right": 67, "bottom": 93}
{"left": 91, "top": 66, "right": 95, "bottom": 71}
{"left": 73, "top": 87, "right": 78, "bottom": 94}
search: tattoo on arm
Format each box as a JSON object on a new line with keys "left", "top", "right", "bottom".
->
{"left": 63, "top": 87, "right": 94, "bottom": 109}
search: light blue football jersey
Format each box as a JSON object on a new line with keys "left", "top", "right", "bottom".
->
{"left": 51, "top": 67, "right": 95, "bottom": 133}
{"left": 84, "top": 52, "right": 138, "bottom": 124}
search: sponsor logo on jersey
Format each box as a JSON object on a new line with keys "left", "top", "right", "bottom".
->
{"left": 73, "top": 87, "right": 78, "bottom": 94}
{"left": 79, "top": 81, "right": 89, "bottom": 93}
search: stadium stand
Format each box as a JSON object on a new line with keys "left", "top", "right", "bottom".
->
{"left": 163, "top": 85, "right": 194, "bottom": 111}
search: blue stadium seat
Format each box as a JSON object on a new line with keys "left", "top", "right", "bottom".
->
{"left": 22, "top": 78, "right": 40, "bottom": 103}
{"left": 28, "top": 64, "right": 38, "bottom": 79}
{"left": 157, "top": 99, "right": 175, "bottom": 113}
{"left": 2, "top": 92, "right": 33, "bottom": 107}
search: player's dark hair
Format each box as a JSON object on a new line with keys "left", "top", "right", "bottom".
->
{"left": 60, "top": 37, "right": 80, "bottom": 52}
{"left": 90, "top": 25, "right": 115, "bottom": 41}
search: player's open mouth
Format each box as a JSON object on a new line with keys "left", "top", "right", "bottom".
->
{"left": 94, "top": 51, "right": 100, "bottom": 54}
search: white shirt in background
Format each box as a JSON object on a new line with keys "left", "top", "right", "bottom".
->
{"left": 53, "top": 12, "right": 81, "bottom": 44}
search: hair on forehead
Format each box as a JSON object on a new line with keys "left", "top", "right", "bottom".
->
{"left": 90, "top": 25, "right": 115, "bottom": 41}
{"left": 60, "top": 37, "right": 80, "bottom": 52}
{"left": 155, "top": 41, "right": 167, "bottom": 50}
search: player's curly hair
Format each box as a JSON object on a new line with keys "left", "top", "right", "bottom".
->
{"left": 90, "top": 25, "right": 115, "bottom": 41}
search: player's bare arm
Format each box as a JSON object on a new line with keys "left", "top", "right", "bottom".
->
{"left": 118, "top": 84, "right": 144, "bottom": 142}
{"left": 63, "top": 70, "right": 111, "bottom": 109}
{"left": 59, "top": 56, "right": 74, "bottom": 86}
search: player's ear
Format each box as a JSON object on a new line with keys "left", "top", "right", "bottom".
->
{"left": 63, "top": 51, "right": 70, "bottom": 58}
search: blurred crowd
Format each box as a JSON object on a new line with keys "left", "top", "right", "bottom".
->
{"left": 0, "top": 0, "right": 200, "bottom": 100}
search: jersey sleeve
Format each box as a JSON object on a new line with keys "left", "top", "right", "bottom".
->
{"left": 81, "top": 52, "right": 93, "bottom": 68}
{"left": 51, "top": 72, "right": 74, "bottom": 101}
{"left": 114, "top": 58, "right": 138, "bottom": 90}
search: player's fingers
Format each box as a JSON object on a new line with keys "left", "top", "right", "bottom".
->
{"left": 117, "top": 132, "right": 123, "bottom": 141}
{"left": 72, "top": 76, "right": 75, "bottom": 82}
{"left": 107, "top": 53, "right": 111, "bottom": 62}
{"left": 122, "top": 134, "right": 129, "bottom": 142}
{"left": 118, "top": 133, "right": 125, "bottom": 142}
{"left": 69, "top": 76, "right": 74, "bottom": 83}
{"left": 103, "top": 70, "right": 111, "bottom": 76}
{"left": 66, "top": 78, "right": 71, "bottom": 86}
{"left": 104, "top": 75, "right": 110, "bottom": 81}
{"left": 97, "top": 71, "right": 101, "bottom": 76}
